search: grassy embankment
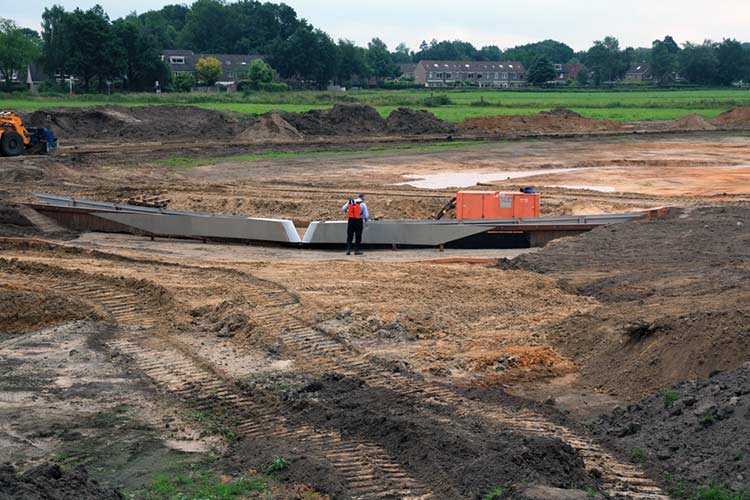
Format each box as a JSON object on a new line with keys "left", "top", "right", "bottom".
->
{"left": 2, "top": 88, "right": 749, "bottom": 122}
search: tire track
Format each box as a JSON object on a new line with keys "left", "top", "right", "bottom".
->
{"left": 0, "top": 261, "right": 432, "bottom": 499}
{"left": 238, "top": 275, "right": 670, "bottom": 500}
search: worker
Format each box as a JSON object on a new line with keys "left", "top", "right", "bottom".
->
{"left": 342, "top": 194, "right": 368, "bottom": 255}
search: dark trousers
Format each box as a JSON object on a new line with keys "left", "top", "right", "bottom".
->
{"left": 346, "top": 218, "right": 363, "bottom": 251}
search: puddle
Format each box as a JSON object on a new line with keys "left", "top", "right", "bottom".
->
{"left": 397, "top": 168, "right": 583, "bottom": 189}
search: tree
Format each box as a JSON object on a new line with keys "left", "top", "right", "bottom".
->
{"left": 269, "top": 23, "right": 338, "bottom": 88}
{"left": 367, "top": 38, "right": 397, "bottom": 78}
{"left": 716, "top": 38, "right": 750, "bottom": 85}
{"left": 576, "top": 68, "right": 590, "bottom": 86}
{"left": 179, "top": 0, "right": 231, "bottom": 52}
{"left": 245, "top": 59, "right": 275, "bottom": 88}
{"left": 390, "top": 42, "right": 412, "bottom": 64}
{"left": 585, "top": 36, "right": 625, "bottom": 84}
{"left": 504, "top": 40, "right": 574, "bottom": 67}
{"left": 679, "top": 41, "right": 718, "bottom": 84}
{"left": 650, "top": 39, "right": 677, "bottom": 84}
{"left": 477, "top": 45, "right": 502, "bottom": 61}
{"left": 0, "top": 18, "right": 41, "bottom": 89}
{"left": 113, "top": 16, "right": 170, "bottom": 91}
{"left": 195, "top": 56, "right": 222, "bottom": 85}
{"left": 527, "top": 56, "right": 556, "bottom": 85}
{"left": 337, "top": 39, "right": 370, "bottom": 84}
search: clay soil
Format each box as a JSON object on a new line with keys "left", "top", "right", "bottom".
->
{"left": 1, "top": 104, "right": 750, "bottom": 499}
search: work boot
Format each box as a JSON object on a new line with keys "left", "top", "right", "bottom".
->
{"left": 346, "top": 244, "right": 351, "bottom": 255}
{"left": 354, "top": 250, "right": 363, "bottom": 255}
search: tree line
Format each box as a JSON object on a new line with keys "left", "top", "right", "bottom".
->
{"left": 1, "top": 0, "right": 749, "bottom": 91}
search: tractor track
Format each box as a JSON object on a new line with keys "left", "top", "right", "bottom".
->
{"left": 237, "top": 272, "right": 670, "bottom": 500}
{"left": 0, "top": 248, "right": 668, "bottom": 498}
{"left": 0, "top": 260, "right": 433, "bottom": 499}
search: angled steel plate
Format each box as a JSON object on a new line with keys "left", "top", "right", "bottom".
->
{"left": 95, "top": 212, "right": 300, "bottom": 244}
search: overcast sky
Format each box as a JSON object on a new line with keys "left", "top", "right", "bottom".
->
{"left": 13, "top": 0, "right": 750, "bottom": 51}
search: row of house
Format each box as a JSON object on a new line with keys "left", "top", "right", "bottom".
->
{"left": 11, "top": 52, "right": 654, "bottom": 93}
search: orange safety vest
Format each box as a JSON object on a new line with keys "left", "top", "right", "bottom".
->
{"left": 347, "top": 200, "right": 362, "bottom": 219}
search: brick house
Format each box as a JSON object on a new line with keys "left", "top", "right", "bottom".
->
{"left": 624, "top": 63, "right": 651, "bottom": 82}
{"left": 398, "top": 63, "right": 417, "bottom": 80}
{"left": 413, "top": 60, "right": 526, "bottom": 88}
{"left": 162, "top": 50, "right": 263, "bottom": 89}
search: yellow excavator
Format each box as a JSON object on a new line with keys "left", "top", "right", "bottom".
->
{"left": 0, "top": 111, "right": 57, "bottom": 157}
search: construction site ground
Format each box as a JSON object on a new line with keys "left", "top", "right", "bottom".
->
{"left": 1, "top": 104, "right": 750, "bottom": 499}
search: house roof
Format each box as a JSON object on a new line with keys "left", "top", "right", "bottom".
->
{"left": 626, "top": 63, "right": 650, "bottom": 75}
{"left": 27, "top": 63, "right": 49, "bottom": 83}
{"left": 162, "top": 50, "right": 263, "bottom": 81}
{"left": 399, "top": 63, "right": 417, "bottom": 74}
{"left": 417, "top": 60, "right": 526, "bottom": 72}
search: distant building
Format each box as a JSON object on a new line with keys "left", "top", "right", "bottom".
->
{"left": 553, "top": 63, "right": 585, "bottom": 82}
{"left": 413, "top": 60, "right": 527, "bottom": 88}
{"left": 398, "top": 63, "right": 417, "bottom": 80}
{"left": 162, "top": 50, "right": 263, "bottom": 90}
{"left": 26, "top": 64, "right": 49, "bottom": 93}
{"left": 624, "top": 63, "right": 651, "bottom": 82}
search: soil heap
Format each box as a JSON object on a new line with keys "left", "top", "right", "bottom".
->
{"left": 0, "top": 200, "right": 35, "bottom": 237}
{"left": 592, "top": 364, "right": 750, "bottom": 493}
{"left": 24, "top": 105, "right": 253, "bottom": 141}
{"left": 280, "top": 104, "right": 388, "bottom": 135}
{"left": 0, "top": 287, "right": 101, "bottom": 335}
{"left": 500, "top": 207, "right": 750, "bottom": 399}
{"left": 0, "top": 463, "right": 123, "bottom": 500}
{"left": 671, "top": 113, "right": 717, "bottom": 131}
{"left": 385, "top": 107, "right": 457, "bottom": 135}
{"left": 711, "top": 106, "right": 750, "bottom": 128}
{"left": 460, "top": 109, "right": 622, "bottom": 136}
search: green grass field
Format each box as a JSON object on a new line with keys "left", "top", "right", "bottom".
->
{"left": 2, "top": 88, "right": 749, "bottom": 122}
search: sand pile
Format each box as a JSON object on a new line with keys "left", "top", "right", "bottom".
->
{"left": 672, "top": 114, "right": 717, "bottom": 131}
{"left": 236, "top": 112, "right": 303, "bottom": 141}
{"left": 0, "top": 463, "right": 123, "bottom": 500}
{"left": 712, "top": 106, "right": 750, "bottom": 127}
{"left": 460, "top": 109, "right": 622, "bottom": 135}
{"left": 593, "top": 364, "right": 750, "bottom": 493}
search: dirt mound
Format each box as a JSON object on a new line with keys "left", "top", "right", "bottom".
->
{"left": 0, "top": 463, "right": 123, "bottom": 500}
{"left": 0, "top": 287, "right": 101, "bottom": 335}
{"left": 24, "top": 105, "right": 253, "bottom": 142}
{"left": 672, "top": 114, "right": 717, "bottom": 131}
{"left": 385, "top": 107, "right": 457, "bottom": 135}
{"left": 500, "top": 207, "right": 750, "bottom": 399}
{"left": 281, "top": 104, "right": 387, "bottom": 136}
{"left": 236, "top": 112, "right": 303, "bottom": 141}
{"left": 460, "top": 111, "right": 622, "bottom": 136}
{"left": 592, "top": 364, "right": 750, "bottom": 494}
{"left": 712, "top": 106, "right": 750, "bottom": 127}
{"left": 0, "top": 200, "right": 37, "bottom": 237}
{"left": 282, "top": 373, "right": 597, "bottom": 498}
{"left": 540, "top": 108, "right": 583, "bottom": 118}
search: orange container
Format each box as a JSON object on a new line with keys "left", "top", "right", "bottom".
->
{"left": 455, "top": 191, "right": 540, "bottom": 220}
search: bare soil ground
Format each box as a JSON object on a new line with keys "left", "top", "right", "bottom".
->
{"left": 1, "top": 104, "right": 750, "bottom": 498}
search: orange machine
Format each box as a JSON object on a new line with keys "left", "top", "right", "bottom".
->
{"left": 455, "top": 191, "right": 540, "bottom": 220}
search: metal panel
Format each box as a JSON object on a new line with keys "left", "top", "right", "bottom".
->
{"left": 96, "top": 212, "right": 300, "bottom": 244}
{"left": 302, "top": 220, "right": 496, "bottom": 246}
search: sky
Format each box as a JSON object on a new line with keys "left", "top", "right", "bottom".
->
{"left": 12, "top": 0, "right": 750, "bottom": 52}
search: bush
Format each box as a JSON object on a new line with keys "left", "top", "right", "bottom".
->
{"left": 422, "top": 94, "right": 453, "bottom": 106}
{"left": 171, "top": 73, "right": 195, "bottom": 92}
{"left": 662, "top": 389, "right": 679, "bottom": 408}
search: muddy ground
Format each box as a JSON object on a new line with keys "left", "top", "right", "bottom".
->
{"left": 1, "top": 104, "right": 750, "bottom": 499}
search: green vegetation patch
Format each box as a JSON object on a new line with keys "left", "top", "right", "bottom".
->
{"left": 145, "top": 466, "right": 268, "bottom": 500}
{"left": 666, "top": 477, "right": 749, "bottom": 500}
